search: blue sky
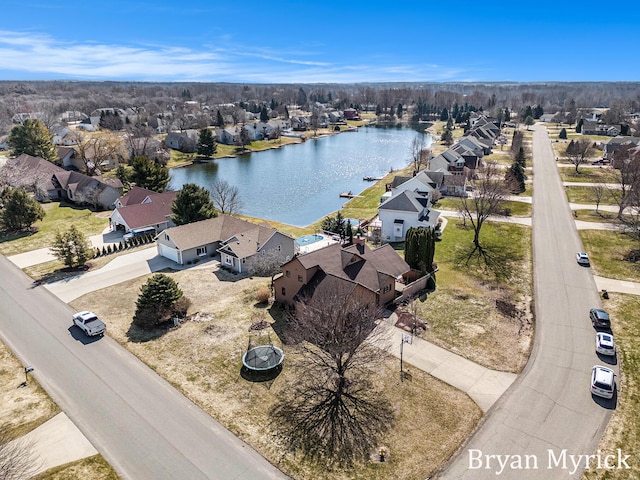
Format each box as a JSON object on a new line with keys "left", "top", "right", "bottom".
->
{"left": 1, "top": 0, "right": 638, "bottom": 83}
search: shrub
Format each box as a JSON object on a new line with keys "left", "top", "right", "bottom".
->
{"left": 193, "top": 258, "right": 200, "bottom": 264}
{"left": 256, "top": 286, "right": 271, "bottom": 304}
{"left": 102, "top": 246, "right": 107, "bottom": 256}
{"left": 95, "top": 248, "right": 101, "bottom": 257}
{"left": 107, "top": 244, "right": 113, "bottom": 254}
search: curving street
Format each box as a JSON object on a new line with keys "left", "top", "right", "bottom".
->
{"left": 437, "top": 125, "right": 616, "bottom": 479}
{"left": 0, "top": 255, "right": 288, "bottom": 480}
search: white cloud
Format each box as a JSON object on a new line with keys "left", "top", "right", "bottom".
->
{"left": 0, "top": 30, "right": 470, "bottom": 83}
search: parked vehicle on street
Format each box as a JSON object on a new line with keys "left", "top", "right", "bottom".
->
{"left": 576, "top": 252, "right": 590, "bottom": 266}
{"left": 595, "top": 332, "right": 616, "bottom": 356}
{"left": 590, "top": 308, "right": 611, "bottom": 329}
{"left": 72, "top": 311, "right": 106, "bottom": 337}
{"left": 590, "top": 365, "right": 615, "bottom": 399}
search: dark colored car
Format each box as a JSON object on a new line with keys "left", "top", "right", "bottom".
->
{"left": 590, "top": 308, "right": 611, "bottom": 329}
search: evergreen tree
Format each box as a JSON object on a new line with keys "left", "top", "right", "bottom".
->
{"left": 375, "top": 104, "right": 382, "bottom": 116}
{"left": 296, "top": 88, "right": 307, "bottom": 106}
{"left": 524, "top": 115, "right": 535, "bottom": 129}
{"left": 50, "top": 224, "right": 92, "bottom": 268}
{"left": 197, "top": 128, "right": 217, "bottom": 157}
{"left": 284, "top": 105, "right": 290, "bottom": 120}
{"left": 441, "top": 129, "right": 453, "bottom": 145}
{"left": 440, "top": 108, "right": 449, "bottom": 121}
{"left": 133, "top": 273, "right": 184, "bottom": 329}
{"left": 130, "top": 156, "right": 169, "bottom": 192}
{"left": 171, "top": 183, "right": 217, "bottom": 225}
{"left": 238, "top": 126, "right": 251, "bottom": 150}
{"left": 7, "top": 119, "right": 57, "bottom": 161}
{"left": 521, "top": 105, "right": 533, "bottom": 121}
{"left": 576, "top": 118, "right": 583, "bottom": 133}
{"left": 397, "top": 103, "right": 403, "bottom": 119}
{"left": 260, "top": 106, "right": 269, "bottom": 123}
{"left": 0, "top": 187, "right": 45, "bottom": 231}
{"left": 533, "top": 105, "right": 544, "bottom": 119}
{"left": 515, "top": 147, "right": 527, "bottom": 168}
{"left": 559, "top": 128, "right": 567, "bottom": 140}
{"left": 216, "top": 110, "right": 225, "bottom": 127}
{"left": 504, "top": 108, "right": 511, "bottom": 122}
{"left": 506, "top": 161, "right": 526, "bottom": 193}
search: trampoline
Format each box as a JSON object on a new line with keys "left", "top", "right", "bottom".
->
{"left": 242, "top": 345, "right": 285, "bottom": 372}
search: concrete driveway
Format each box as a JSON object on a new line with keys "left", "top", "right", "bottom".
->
{"left": 45, "top": 247, "right": 176, "bottom": 302}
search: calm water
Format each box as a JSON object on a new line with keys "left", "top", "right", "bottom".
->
{"left": 169, "top": 126, "right": 432, "bottom": 227}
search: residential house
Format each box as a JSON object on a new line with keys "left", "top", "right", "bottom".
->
{"left": 110, "top": 189, "right": 177, "bottom": 234}
{"left": 581, "top": 119, "right": 622, "bottom": 136}
{"left": 274, "top": 239, "right": 410, "bottom": 308}
{"left": 51, "top": 126, "right": 77, "bottom": 146}
{"left": 217, "top": 128, "right": 240, "bottom": 146}
{"left": 164, "top": 130, "right": 197, "bottom": 153}
{"left": 602, "top": 136, "right": 640, "bottom": 160}
{"left": 343, "top": 108, "right": 360, "bottom": 121}
{"left": 451, "top": 143, "right": 483, "bottom": 170}
{"left": 1, "top": 154, "right": 65, "bottom": 200}
{"left": 0, "top": 135, "right": 9, "bottom": 150}
{"left": 77, "top": 116, "right": 100, "bottom": 132}
{"left": 57, "top": 147, "right": 78, "bottom": 170}
{"left": 156, "top": 215, "right": 295, "bottom": 271}
{"left": 378, "top": 190, "right": 440, "bottom": 242}
{"left": 429, "top": 149, "right": 466, "bottom": 175}
{"left": 291, "top": 115, "right": 310, "bottom": 131}
{"left": 52, "top": 171, "right": 123, "bottom": 210}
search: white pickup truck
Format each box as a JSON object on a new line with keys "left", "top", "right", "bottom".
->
{"left": 72, "top": 311, "right": 106, "bottom": 337}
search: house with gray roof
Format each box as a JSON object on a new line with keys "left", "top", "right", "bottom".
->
{"left": 1, "top": 154, "right": 65, "bottom": 200}
{"left": 602, "top": 136, "right": 640, "bottom": 160}
{"left": 378, "top": 190, "right": 440, "bottom": 243}
{"left": 52, "top": 171, "right": 123, "bottom": 210}
{"left": 156, "top": 214, "right": 295, "bottom": 271}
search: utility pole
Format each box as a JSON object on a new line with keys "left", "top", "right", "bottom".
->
{"left": 400, "top": 333, "right": 412, "bottom": 382}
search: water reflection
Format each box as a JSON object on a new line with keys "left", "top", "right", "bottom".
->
{"left": 169, "top": 126, "right": 432, "bottom": 227}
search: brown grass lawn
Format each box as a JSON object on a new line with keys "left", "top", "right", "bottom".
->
{"left": 413, "top": 220, "right": 534, "bottom": 373}
{"left": 70, "top": 268, "right": 481, "bottom": 480}
{"left": 0, "top": 340, "right": 118, "bottom": 479}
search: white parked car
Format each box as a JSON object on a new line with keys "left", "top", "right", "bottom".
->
{"left": 590, "top": 365, "right": 615, "bottom": 399}
{"left": 72, "top": 311, "right": 106, "bottom": 337}
{"left": 576, "top": 252, "right": 590, "bottom": 266}
{"left": 595, "top": 332, "right": 616, "bottom": 356}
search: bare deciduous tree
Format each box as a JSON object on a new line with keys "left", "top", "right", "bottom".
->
{"left": 409, "top": 136, "right": 430, "bottom": 175}
{"left": 74, "top": 131, "right": 126, "bottom": 176}
{"left": 0, "top": 423, "right": 41, "bottom": 480}
{"left": 565, "top": 139, "right": 593, "bottom": 174}
{"left": 271, "top": 283, "right": 394, "bottom": 466}
{"left": 210, "top": 179, "right": 243, "bottom": 215}
{"left": 458, "top": 162, "right": 513, "bottom": 252}
{"left": 608, "top": 145, "right": 640, "bottom": 219}
{"left": 591, "top": 180, "right": 608, "bottom": 216}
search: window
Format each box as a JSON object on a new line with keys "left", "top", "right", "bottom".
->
{"left": 382, "top": 284, "right": 392, "bottom": 293}
{"left": 277, "top": 245, "right": 281, "bottom": 252}
{"left": 281, "top": 287, "right": 286, "bottom": 296}
{"left": 285, "top": 270, "right": 290, "bottom": 277}
{"left": 298, "top": 275, "right": 303, "bottom": 282}
{"left": 225, "top": 256, "right": 232, "bottom": 265}
{"left": 196, "top": 246, "right": 207, "bottom": 257}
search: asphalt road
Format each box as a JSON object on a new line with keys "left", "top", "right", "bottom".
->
{"left": 0, "top": 255, "right": 288, "bottom": 480}
{"left": 437, "top": 125, "right": 616, "bottom": 479}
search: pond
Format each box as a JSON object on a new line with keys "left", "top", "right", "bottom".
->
{"left": 169, "top": 125, "right": 432, "bottom": 227}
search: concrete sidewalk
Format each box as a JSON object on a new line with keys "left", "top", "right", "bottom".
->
{"left": 594, "top": 275, "right": 640, "bottom": 296}
{"left": 379, "top": 319, "right": 517, "bottom": 412}
{"left": 19, "top": 412, "right": 98, "bottom": 476}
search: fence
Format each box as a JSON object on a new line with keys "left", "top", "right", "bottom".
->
{"left": 394, "top": 268, "right": 438, "bottom": 305}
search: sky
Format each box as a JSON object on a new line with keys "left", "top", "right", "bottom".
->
{"left": 1, "top": 0, "right": 638, "bottom": 84}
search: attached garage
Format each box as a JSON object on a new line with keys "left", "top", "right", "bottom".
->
{"left": 158, "top": 243, "right": 181, "bottom": 264}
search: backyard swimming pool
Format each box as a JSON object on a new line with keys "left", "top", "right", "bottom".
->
{"left": 295, "top": 234, "right": 325, "bottom": 246}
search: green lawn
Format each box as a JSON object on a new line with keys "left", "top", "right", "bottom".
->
{"left": 435, "top": 198, "right": 532, "bottom": 217}
{"left": 564, "top": 186, "right": 619, "bottom": 205}
{"left": 0, "top": 201, "right": 109, "bottom": 256}
{"left": 559, "top": 168, "right": 618, "bottom": 183}
{"left": 579, "top": 230, "right": 640, "bottom": 282}
{"left": 571, "top": 209, "right": 622, "bottom": 223}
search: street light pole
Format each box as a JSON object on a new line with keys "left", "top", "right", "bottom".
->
{"left": 400, "top": 333, "right": 412, "bottom": 382}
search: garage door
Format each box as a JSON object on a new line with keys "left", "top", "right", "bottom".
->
{"left": 158, "top": 244, "right": 181, "bottom": 264}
